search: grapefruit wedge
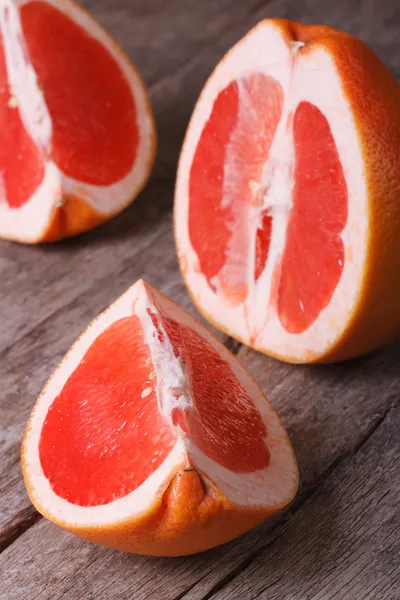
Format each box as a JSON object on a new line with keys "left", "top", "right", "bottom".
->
{"left": 22, "top": 280, "right": 298, "bottom": 556}
{"left": 0, "top": 0, "right": 155, "bottom": 243}
{"left": 174, "top": 20, "right": 400, "bottom": 363}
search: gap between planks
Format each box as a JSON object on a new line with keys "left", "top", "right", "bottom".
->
{"left": 0, "top": 507, "right": 41, "bottom": 554}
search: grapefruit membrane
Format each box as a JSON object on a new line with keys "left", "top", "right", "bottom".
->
{"left": 0, "top": 0, "right": 155, "bottom": 243}
{"left": 175, "top": 20, "right": 400, "bottom": 363}
{"left": 22, "top": 280, "right": 298, "bottom": 556}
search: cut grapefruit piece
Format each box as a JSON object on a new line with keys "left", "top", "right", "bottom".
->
{"left": 175, "top": 20, "right": 400, "bottom": 363}
{"left": 0, "top": 0, "right": 155, "bottom": 243}
{"left": 22, "top": 280, "right": 298, "bottom": 556}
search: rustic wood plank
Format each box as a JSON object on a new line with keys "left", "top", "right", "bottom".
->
{"left": 1, "top": 1, "right": 400, "bottom": 598}
{"left": 82, "top": 0, "right": 274, "bottom": 87}
{"left": 0, "top": 343, "right": 398, "bottom": 598}
{"left": 1, "top": 0, "right": 400, "bottom": 552}
{"left": 240, "top": 344, "right": 400, "bottom": 488}
{"left": 191, "top": 405, "right": 400, "bottom": 600}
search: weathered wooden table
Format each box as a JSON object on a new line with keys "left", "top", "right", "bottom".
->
{"left": 1, "top": 0, "right": 399, "bottom": 598}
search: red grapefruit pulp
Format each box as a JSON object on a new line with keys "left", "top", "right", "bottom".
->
{"left": 39, "top": 316, "right": 176, "bottom": 507}
{"left": 188, "top": 73, "right": 347, "bottom": 333}
{"left": 189, "top": 73, "right": 283, "bottom": 302}
{"left": 40, "top": 304, "right": 270, "bottom": 508}
{"left": 278, "top": 101, "right": 347, "bottom": 333}
{"left": 158, "top": 311, "right": 270, "bottom": 472}
{"left": 20, "top": 1, "right": 138, "bottom": 187}
{"left": 0, "top": 30, "right": 44, "bottom": 208}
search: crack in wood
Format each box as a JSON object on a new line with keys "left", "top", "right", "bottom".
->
{"left": 223, "top": 337, "right": 242, "bottom": 355}
{"left": 0, "top": 222, "right": 172, "bottom": 365}
{"left": 247, "top": 0, "right": 275, "bottom": 17}
{"left": 0, "top": 508, "right": 41, "bottom": 553}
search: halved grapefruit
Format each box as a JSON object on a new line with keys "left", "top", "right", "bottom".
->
{"left": 0, "top": 0, "right": 155, "bottom": 243}
{"left": 174, "top": 20, "right": 400, "bottom": 363}
{"left": 22, "top": 280, "right": 298, "bottom": 556}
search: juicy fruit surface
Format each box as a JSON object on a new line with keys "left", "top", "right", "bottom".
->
{"left": 188, "top": 70, "right": 348, "bottom": 334}
{"left": 189, "top": 73, "right": 283, "bottom": 302}
{"left": 40, "top": 304, "right": 270, "bottom": 507}
{"left": 152, "top": 309, "right": 271, "bottom": 472}
{"left": 21, "top": 1, "right": 138, "bottom": 187}
{"left": 0, "top": 30, "right": 45, "bottom": 208}
{"left": 39, "top": 316, "right": 176, "bottom": 507}
{"left": 25, "top": 281, "right": 299, "bottom": 555}
{"left": 277, "top": 101, "right": 347, "bottom": 333}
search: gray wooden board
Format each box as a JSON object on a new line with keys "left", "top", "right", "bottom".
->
{"left": 0, "top": 346, "right": 398, "bottom": 598}
{"left": 1, "top": 0, "right": 400, "bottom": 598}
{"left": 194, "top": 405, "right": 400, "bottom": 600}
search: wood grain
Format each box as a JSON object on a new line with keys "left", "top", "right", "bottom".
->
{"left": 1, "top": 0, "right": 400, "bottom": 598}
{"left": 190, "top": 405, "right": 400, "bottom": 600}
{"left": 0, "top": 345, "right": 398, "bottom": 598}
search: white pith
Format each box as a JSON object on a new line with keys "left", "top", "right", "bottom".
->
{"left": 22, "top": 280, "right": 297, "bottom": 528}
{"left": 175, "top": 21, "right": 369, "bottom": 361}
{"left": 0, "top": 0, "right": 154, "bottom": 242}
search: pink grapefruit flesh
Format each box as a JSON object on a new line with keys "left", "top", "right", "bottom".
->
{"left": 277, "top": 101, "right": 347, "bottom": 333}
{"left": 39, "top": 316, "right": 176, "bottom": 507}
{"left": 20, "top": 1, "right": 138, "bottom": 188}
{"left": 188, "top": 73, "right": 347, "bottom": 332}
{"left": 189, "top": 73, "right": 283, "bottom": 302}
{"left": 0, "top": 30, "right": 44, "bottom": 208}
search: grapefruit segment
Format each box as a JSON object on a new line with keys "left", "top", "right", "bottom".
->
{"left": 175, "top": 19, "right": 400, "bottom": 362}
{"left": 0, "top": 0, "right": 155, "bottom": 243}
{"left": 158, "top": 312, "right": 271, "bottom": 472}
{"left": 0, "top": 27, "right": 45, "bottom": 208}
{"left": 39, "top": 316, "right": 176, "bottom": 507}
{"left": 22, "top": 280, "right": 298, "bottom": 556}
{"left": 188, "top": 80, "right": 239, "bottom": 291}
{"left": 277, "top": 101, "right": 347, "bottom": 334}
{"left": 21, "top": 0, "right": 138, "bottom": 186}
{"left": 189, "top": 73, "right": 283, "bottom": 302}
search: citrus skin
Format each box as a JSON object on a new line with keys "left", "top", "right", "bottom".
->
{"left": 174, "top": 19, "right": 400, "bottom": 363}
